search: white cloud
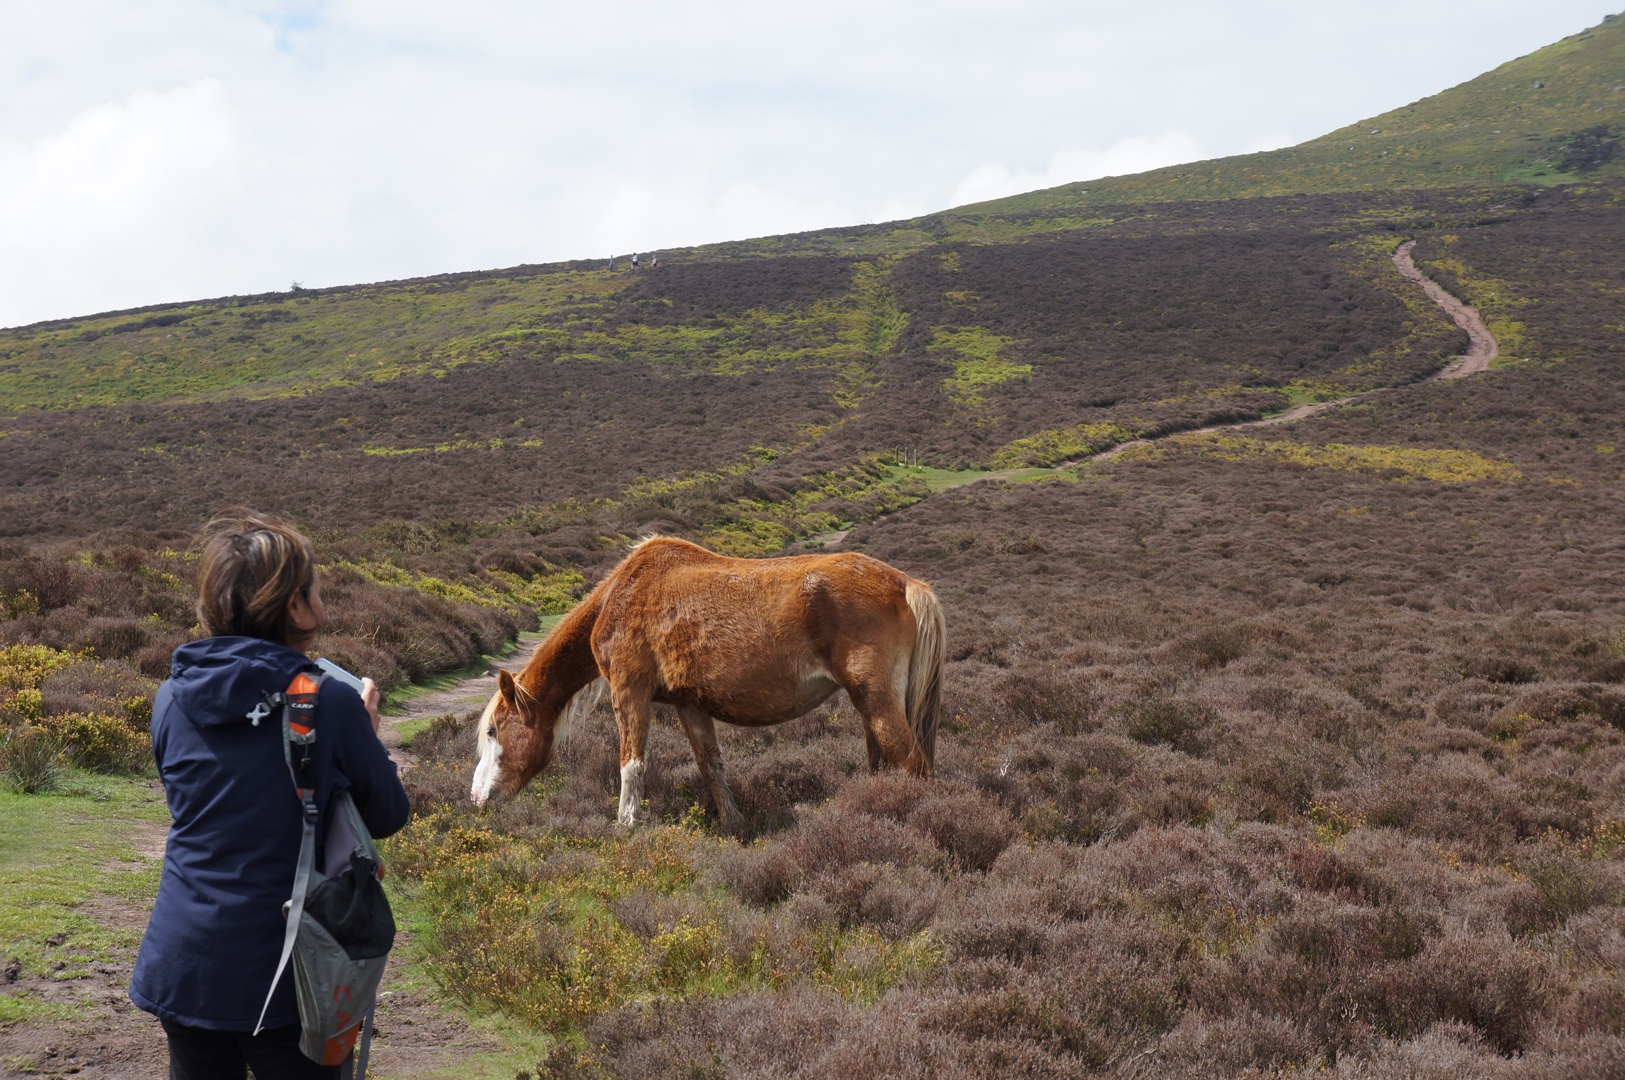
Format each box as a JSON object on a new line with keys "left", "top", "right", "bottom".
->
{"left": 0, "top": 80, "right": 241, "bottom": 323}
{"left": 949, "top": 133, "right": 1206, "bottom": 207}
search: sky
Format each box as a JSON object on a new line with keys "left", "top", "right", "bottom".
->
{"left": 0, "top": 1, "right": 1611, "bottom": 328}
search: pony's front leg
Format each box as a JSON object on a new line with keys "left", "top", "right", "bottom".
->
{"left": 610, "top": 685, "right": 654, "bottom": 827}
{"left": 677, "top": 707, "right": 744, "bottom": 834}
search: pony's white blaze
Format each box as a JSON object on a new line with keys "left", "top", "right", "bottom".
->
{"left": 470, "top": 735, "right": 502, "bottom": 806}
{"left": 470, "top": 690, "right": 504, "bottom": 806}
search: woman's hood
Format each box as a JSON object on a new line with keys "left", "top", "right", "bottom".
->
{"left": 166, "top": 636, "right": 308, "bottom": 727}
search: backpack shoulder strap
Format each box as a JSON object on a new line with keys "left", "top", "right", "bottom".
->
{"left": 253, "top": 668, "right": 326, "bottom": 1036}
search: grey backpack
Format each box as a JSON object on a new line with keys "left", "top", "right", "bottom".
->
{"left": 253, "top": 669, "right": 396, "bottom": 1075}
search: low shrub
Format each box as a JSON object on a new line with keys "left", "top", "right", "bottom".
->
{"left": 1121, "top": 697, "right": 1214, "bottom": 754}
{"left": 906, "top": 789, "right": 1017, "bottom": 872}
{"left": 38, "top": 658, "right": 154, "bottom": 726}
{"left": 1366, "top": 930, "right": 1552, "bottom": 1054}
{"left": 37, "top": 711, "right": 151, "bottom": 774}
{"left": 0, "top": 725, "right": 66, "bottom": 794}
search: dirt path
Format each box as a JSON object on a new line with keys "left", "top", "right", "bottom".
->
{"left": 1391, "top": 239, "right": 1498, "bottom": 378}
{"left": 1078, "top": 239, "right": 1498, "bottom": 464}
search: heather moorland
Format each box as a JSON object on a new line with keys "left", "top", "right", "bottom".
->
{"left": 1, "top": 16, "right": 1623, "bottom": 1080}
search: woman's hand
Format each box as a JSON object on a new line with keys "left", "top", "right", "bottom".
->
{"left": 360, "top": 677, "right": 382, "bottom": 734}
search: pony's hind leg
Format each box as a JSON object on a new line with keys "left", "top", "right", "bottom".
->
{"left": 847, "top": 681, "right": 930, "bottom": 778}
{"left": 609, "top": 683, "right": 655, "bottom": 827}
{"left": 676, "top": 707, "right": 744, "bottom": 834}
{"left": 864, "top": 726, "right": 884, "bottom": 772}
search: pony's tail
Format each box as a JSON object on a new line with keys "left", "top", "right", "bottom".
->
{"left": 904, "top": 580, "right": 945, "bottom": 772}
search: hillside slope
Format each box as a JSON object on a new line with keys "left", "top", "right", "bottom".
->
{"left": 965, "top": 13, "right": 1625, "bottom": 214}
{"left": 3, "top": 18, "right": 1621, "bottom": 409}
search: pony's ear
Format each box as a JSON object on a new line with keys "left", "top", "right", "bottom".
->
{"left": 498, "top": 669, "right": 518, "bottom": 706}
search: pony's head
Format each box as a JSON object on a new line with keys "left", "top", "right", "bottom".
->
{"left": 470, "top": 669, "right": 603, "bottom": 806}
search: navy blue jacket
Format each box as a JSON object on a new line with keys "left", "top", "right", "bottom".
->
{"left": 129, "top": 636, "right": 410, "bottom": 1030}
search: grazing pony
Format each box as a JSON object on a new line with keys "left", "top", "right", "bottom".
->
{"left": 471, "top": 537, "right": 944, "bottom": 830}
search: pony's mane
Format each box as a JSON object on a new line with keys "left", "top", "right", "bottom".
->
{"left": 552, "top": 677, "right": 607, "bottom": 749}
{"left": 476, "top": 688, "right": 502, "bottom": 756}
{"left": 477, "top": 675, "right": 606, "bottom": 754}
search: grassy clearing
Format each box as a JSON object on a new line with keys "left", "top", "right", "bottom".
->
{"left": 0, "top": 775, "right": 169, "bottom": 1022}
{"left": 381, "top": 656, "right": 507, "bottom": 716}
{"left": 0, "top": 255, "right": 905, "bottom": 418}
{"left": 1274, "top": 380, "right": 1361, "bottom": 410}
{"left": 0, "top": 269, "right": 630, "bottom": 412}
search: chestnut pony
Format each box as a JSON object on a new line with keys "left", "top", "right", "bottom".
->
{"left": 471, "top": 537, "right": 944, "bottom": 830}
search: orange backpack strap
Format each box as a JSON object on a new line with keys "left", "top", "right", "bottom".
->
{"left": 253, "top": 667, "right": 326, "bottom": 1037}
{"left": 281, "top": 671, "right": 321, "bottom": 803}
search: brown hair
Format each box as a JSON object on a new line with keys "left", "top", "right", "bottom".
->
{"left": 194, "top": 511, "right": 318, "bottom": 649}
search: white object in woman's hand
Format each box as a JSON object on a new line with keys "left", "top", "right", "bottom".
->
{"left": 360, "top": 677, "right": 381, "bottom": 734}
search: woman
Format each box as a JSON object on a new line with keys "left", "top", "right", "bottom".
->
{"left": 130, "top": 512, "right": 410, "bottom": 1079}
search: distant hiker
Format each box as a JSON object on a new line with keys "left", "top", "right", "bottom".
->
{"left": 632, "top": 252, "right": 639, "bottom": 269}
{"left": 651, "top": 254, "right": 659, "bottom": 268}
{"left": 608, "top": 258, "right": 615, "bottom": 271}
{"left": 130, "top": 512, "right": 409, "bottom": 1080}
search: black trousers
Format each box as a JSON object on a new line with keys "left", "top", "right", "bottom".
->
{"left": 160, "top": 1019, "right": 345, "bottom": 1080}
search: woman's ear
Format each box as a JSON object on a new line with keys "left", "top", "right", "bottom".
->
{"left": 286, "top": 591, "right": 311, "bottom": 630}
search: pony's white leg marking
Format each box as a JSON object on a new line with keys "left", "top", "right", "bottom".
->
{"left": 618, "top": 757, "right": 646, "bottom": 826}
{"left": 470, "top": 732, "right": 503, "bottom": 806}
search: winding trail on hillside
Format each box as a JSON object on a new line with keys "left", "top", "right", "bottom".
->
{"left": 1389, "top": 240, "right": 1498, "bottom": 378}
{"left": 1079, "top": 239, "right": 1498, "bottom": 464}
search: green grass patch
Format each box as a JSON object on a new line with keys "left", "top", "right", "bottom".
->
{"left": 1129, "top": 433, "right": 1523, "bottom": 483}
{"left": 956, "top": 16, "right": 1625, "bottom": 213}
{"left": 991, "top": 422, "right": 1143, "bottom": 469}
{"left": 927, "top": 326, "right": 1031, "bottom": 407}
{"left": 1275, "top": 380, "right": 1358, "bottom": 410}
{"left": 381, "top": 626, "right": 555, "bottom": 720}
{"left": 0, "top": 775, "right": 170, "bottom": 1021}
